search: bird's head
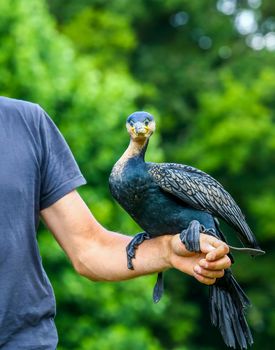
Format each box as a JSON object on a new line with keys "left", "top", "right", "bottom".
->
{"left": 126, "top": 111, "right": 155, "bottom": 141}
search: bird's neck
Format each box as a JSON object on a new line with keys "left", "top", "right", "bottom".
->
{"left": 120, "top": 138, "right": 149, "bottom": 164}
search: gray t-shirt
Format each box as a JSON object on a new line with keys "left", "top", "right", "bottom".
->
{"left": 0, "top": 97, "right": 86, "bottom": 349}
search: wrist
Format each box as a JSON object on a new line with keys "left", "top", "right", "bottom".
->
{"left": 160, "top": 235, "right": 173, "bottom": 270}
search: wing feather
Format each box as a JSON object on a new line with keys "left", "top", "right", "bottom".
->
{"left": 148, "top": 162, "right": 259, "bottom": 248}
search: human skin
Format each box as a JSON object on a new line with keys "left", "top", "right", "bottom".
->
{"left": 41, "top": 190, "right": 231, "bottom": 285}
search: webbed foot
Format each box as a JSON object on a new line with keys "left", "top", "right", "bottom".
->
{"left": 126, "top": 232, "right": 151, "bottom": 270}
{"left": 179, "top": 220, "right": 204, "bottom": 252}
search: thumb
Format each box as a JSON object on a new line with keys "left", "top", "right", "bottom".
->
{"left": 200, "top": 234, "right": 229, "bottom": 261}
{"left": 200, "top": 234, "right": 224, "bottom": 254}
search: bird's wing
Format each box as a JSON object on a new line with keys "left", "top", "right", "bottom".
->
{"left": 148, "top": 162, "right": 259, "bottom": 248}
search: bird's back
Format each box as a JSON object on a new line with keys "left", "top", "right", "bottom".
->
{"left": 148, "top": 162, "right": 260, "bottom": 249}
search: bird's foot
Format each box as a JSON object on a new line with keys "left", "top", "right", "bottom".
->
{"left": 180, "top": 220, "right": 215, "bottom": 253}
{"left": 180, "top": 220, "right": 205, "bottom": 252}
{"left": 153, "top": 272, "right": 164, "bottom": 303}
{"left": 126, "top": 232, "right": 151, "bottom": 270}
{"left": 180, "top": 220, "right": 234, "bottom": 253}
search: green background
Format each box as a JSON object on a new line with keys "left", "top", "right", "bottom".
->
{"left": 0, "top": 0, "right": 274, "bottom": 349}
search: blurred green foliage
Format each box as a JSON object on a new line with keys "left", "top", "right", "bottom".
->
{"left": 1, "top": 0, "right": 275, "bottom": 349}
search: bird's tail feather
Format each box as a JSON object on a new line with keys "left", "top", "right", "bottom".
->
{"left": 209, "top": 270, "right": 253, "bottom": 349}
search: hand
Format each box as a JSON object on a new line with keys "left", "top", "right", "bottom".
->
{"left": 168, "top": 233, "right": 231, "bottom": 285}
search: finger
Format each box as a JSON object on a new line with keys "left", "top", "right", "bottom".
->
{"left": 199, "top": 256, "right": 231, "bottom": 270}
{"left": 206, "top": 243, "right": 229, "bottom": 261}
{"left": 194, "top": 265, "right": 225, "bottom": 279}
{"left": 207, "top": 236, "right": 227, "bottom": 248}
{"left": 193, "top": 271, "right": 216, "bottom": 285}
{"left": 200, "top": 234, "right": 229, "bottom": 254}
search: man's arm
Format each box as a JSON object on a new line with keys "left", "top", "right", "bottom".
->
{"left": 40, "top": 190, "right": 231, "bottom": 285}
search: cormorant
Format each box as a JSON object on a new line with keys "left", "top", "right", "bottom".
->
{"left": 109, "top": 111, "right": 265, "bottom": 349}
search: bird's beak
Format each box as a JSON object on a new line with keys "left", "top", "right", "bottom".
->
{"left": 133, "top": 122, "right": 147, "bottom": 136}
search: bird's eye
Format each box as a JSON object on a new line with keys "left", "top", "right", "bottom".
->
{"left": 129, "top": 120, "right": 134, "bottom": 126}
{"left": 144, "top": 119, "right": 149, "bottom": 126}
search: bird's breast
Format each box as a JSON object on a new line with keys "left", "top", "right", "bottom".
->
{"left": 110, "top": 162, "right": 151, "bottom": 206}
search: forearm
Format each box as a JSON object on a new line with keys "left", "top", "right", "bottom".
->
{"left": 75, "top": 227, "right": 172, "bottom": 282}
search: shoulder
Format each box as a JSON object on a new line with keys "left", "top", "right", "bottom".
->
{"left": 0, "top": 97, "right": 57, "bottom": 152}
{"left": 0, "top": 96, "right": 45, "bottom": 124}
{"left": 0, "top": 96, "right": 40, "bottom": 111}
{"left": 0, "top": 96, "right": 52, "bottom": 137}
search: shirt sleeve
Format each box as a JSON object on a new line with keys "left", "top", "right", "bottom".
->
{"left": 39, "top": 108, "right": 87, "bottom": 210}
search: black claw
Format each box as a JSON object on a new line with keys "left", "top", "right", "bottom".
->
{"left": 126, "top": 232, "right": 151, "bottom": 270}
{"left": 204, "top": 227, "right": 216, "bottom": 235}
{"left": 127, "top": 260, "right": 134, "bottom": 270}
{"left": 180, "top": 220, "right": 201, "bottom": 252}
